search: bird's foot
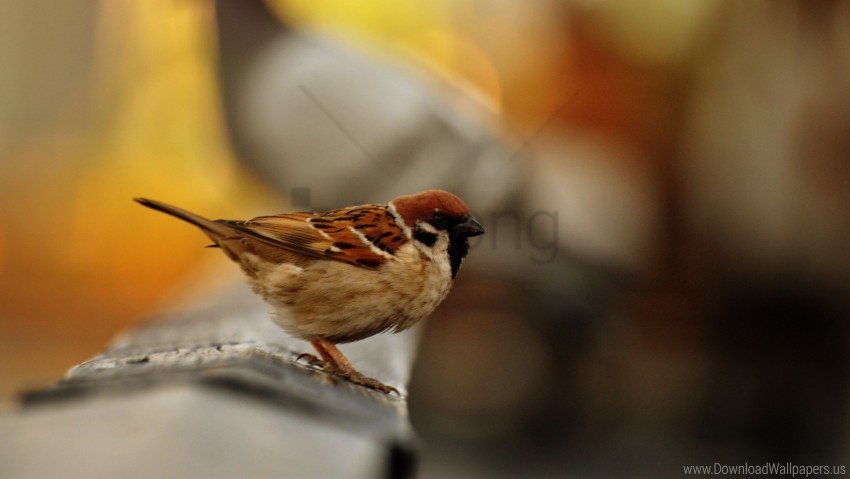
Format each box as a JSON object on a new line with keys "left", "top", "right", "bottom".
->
{"left": 303, "top": 339, "right": 400, "bottom": 396}
{"left": 295, "top": 352, "right": 326, "bottom": 368}
{"left": 336, "top": 369, "right": 400, "bottom": 396}
{"left": 316, "top": 361, "right": 399, "bottom": 395}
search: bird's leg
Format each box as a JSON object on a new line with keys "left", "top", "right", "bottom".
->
{"left": 309, "top": 338, "right": 399, "bottom": 395}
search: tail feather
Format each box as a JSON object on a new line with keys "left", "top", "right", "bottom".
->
{"left": 134, "top": 198, "right": 233, "bottom": 239}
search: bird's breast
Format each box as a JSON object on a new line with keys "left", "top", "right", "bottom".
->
{"left": 250, "top": 242, "right": 453, "bottom": 343}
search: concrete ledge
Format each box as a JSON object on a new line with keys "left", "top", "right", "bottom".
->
{"left": 5, "top": 283, "right": 418, "bottom": 479}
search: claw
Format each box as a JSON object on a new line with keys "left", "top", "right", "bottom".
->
{"left": 295, "top": 352, "right": 326, "bottom": 368}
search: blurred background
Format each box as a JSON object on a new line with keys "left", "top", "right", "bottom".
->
{"left": 3, "top": 0, "right": 850, "bottom": 476}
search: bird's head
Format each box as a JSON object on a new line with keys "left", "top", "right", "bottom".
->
{"left": 389, "top": 190, "right": 485, "bottom": 278}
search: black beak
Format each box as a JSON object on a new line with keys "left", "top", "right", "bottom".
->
{"left": 455, "top": 217, "right": 485, "bottom": 237}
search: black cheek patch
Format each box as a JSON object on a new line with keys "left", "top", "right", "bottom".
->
{"left": 413, "top": 229, "right": 438, "bottom": 247}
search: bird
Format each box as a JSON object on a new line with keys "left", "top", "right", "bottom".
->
{"left": 134, "top": 190, "right": 485, "bottom": 394}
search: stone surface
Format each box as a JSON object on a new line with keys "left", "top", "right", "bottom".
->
{"left": 1, "top": 283, "right": 418, "bottom": 479}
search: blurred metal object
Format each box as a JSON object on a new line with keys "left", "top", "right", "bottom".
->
{"left": 1, "top": 283, "right": 416, "bottom": 479}
{"left": 215, "top": 0, "right": 520, "bottom": 213}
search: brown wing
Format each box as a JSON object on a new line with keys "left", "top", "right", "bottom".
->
{"left": 217, "top": 205, "right": 407, "bottom": 269}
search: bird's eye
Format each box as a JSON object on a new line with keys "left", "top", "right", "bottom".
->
{"left": 430, "top": 212, "right": 449, "bottom": 230}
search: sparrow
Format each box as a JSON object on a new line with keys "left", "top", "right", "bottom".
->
{"left": 135, "top": 190, "right": 485, "bottom": 394}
